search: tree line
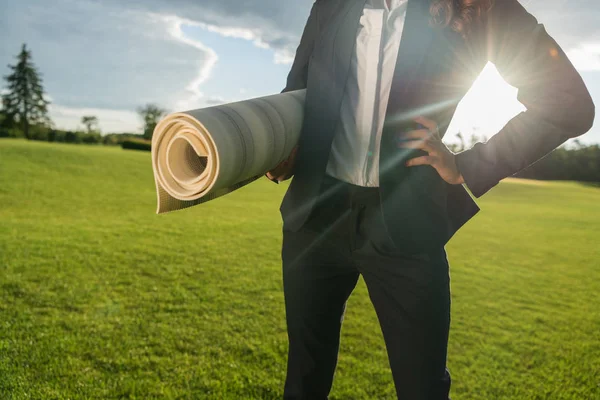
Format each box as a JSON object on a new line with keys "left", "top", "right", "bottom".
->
{"left": 1, "top": 43, "right": 599, "bottom": 183}
{"left": 0, "top": 44, "right": 165, "bottom": 145}
{"left": 445, "top": 139, "right": 600, "bottom": 184}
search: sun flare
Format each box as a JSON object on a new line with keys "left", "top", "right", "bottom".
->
{"left": 446, "top": 62, "right": 526, "bottom": 145}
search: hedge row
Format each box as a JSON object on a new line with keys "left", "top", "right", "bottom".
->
{"left": 121, "top": 139, "right": 152, "bottom": 152}
{"left": 0, "top": 125, "right": 147, "bottom": 147}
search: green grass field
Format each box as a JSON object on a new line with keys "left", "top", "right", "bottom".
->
{"left": 0, "top": 139, "right": 599, "bottom": 399}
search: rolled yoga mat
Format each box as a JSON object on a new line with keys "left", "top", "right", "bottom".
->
{"left": 152, "top": 89, "right": 306, "bottom": 214}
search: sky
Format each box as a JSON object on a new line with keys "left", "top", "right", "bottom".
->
{"left": 1, "top": 0, "right": 599, "bottom": 145}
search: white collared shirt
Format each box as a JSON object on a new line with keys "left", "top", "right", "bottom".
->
{"left": 325, "top": 0, "right": 408, "bottom": 187}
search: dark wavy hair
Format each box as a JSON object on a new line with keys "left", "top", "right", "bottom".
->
{"left": 429, "top": 0, "right": 495, "bottom": 37}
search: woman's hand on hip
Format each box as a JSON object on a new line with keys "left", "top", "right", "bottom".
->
{"left": 397, "top": 116, "right": 465, "bottom": 185}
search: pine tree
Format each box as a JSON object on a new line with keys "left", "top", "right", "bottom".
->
{"left": 2, "top": 44, "right": 51, "bottom": 139}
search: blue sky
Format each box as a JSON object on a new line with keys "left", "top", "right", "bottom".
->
{"left": 1, "top": 0, "right": 599, "bottom": 144}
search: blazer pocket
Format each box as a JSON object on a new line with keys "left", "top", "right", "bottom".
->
{"left": 414, "top": 166, "right": 448, "bottom": 215}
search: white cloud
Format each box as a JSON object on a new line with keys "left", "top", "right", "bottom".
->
{"left": 567, "top": 43, "right": 600, "bottom": 71}
{"left": 158, "top": 14, "right": 219, "bottom": 110}
{"left": 49, "top": 104, "right": 140, "bottom": 133}
{"left": 204, "top": 96, "right": 227, "bottom": 106}
{"left": 2, "top": 0, "right": 598, "bottom": 138}
{"left": 189, "top": 20, "right": 293, "bottom": 65}
{"left": 84, "top": 0, "right": 599, "bottom": 68}
{"left": 273, "top": 49, "right": 295, "bottom": 65}
{"left": 0, "top": 0, "right": 219, "bottom": 110}
{"left": 85, "top": 0, "right": 311, "bottom": 65}
{"left": 0, "top": 0, "right": 224, "bottom": 130}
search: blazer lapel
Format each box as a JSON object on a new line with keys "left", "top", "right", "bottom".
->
{"left": 383, "top": 0, "right": 435, "bottom": 130}
{"left": 330, "top": 0, "right": 369, "bottom": 83}
{"left": 378, "top": 0, "right": 437, "bottom": 195}
{"left": 303, "top": 0, "right": 368, "bottom": 157}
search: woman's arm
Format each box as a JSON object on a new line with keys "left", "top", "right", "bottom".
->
{"left": 454, "top": 0, "right": 595, "bottom": 198}
{"left": 267, "top": 1, "right": 320, "bottom": 183}
{"left": 282, "top": 1, "right": 320, "bottom": 93}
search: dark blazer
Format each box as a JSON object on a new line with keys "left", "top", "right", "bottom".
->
{"left": 280, "top": 0, "right": 595, "bottom": 253}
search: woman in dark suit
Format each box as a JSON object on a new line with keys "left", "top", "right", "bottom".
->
{"left": 267, "top": 0, "right": 595, "bottom": 398}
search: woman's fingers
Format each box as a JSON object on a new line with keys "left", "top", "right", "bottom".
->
{"left": 398, "top": 129, "right": 430, "bottom": 140}
{"left": 266, "top": 145, "right": 299, "bottom": 182}
{"left": 266, "top": 171, "right": 278, "bottom": 180}
{"left": 396, "top": 117, "right": 442, "bottom": 154}
{"left": 268, "top": 163, "right": 287, "bottom": 180}
{"left": 397, "top": 137, "right": 436, "bottom": 153}
{"left": 405, "top": 155, "right": 437, "bottom": 167}
{"left": 413, "top": 116, "right": 438, "bottom": 132}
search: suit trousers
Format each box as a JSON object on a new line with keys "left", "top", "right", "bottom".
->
{"left": 282, "top": 174, "right": 452, "bottom": 400}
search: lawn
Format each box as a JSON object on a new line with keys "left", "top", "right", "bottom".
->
{"left": 0, "top": 139, "right": 599, "bottom": 399}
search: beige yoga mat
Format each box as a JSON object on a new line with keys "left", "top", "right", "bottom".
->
{"left": 151, "top": 89, "right": 306, "bottom": 214}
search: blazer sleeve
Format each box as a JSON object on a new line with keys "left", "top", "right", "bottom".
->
{"left": 454, "top": 0, "right": 596, "bottom": 198}
{"left": 282, "top": 1, "right": 320, "bottom": 93}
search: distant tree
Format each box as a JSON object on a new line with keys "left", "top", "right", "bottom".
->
{"left": 2, "top": 44, "right": 51, "bottom": 139}
{"left": 137, "top": 104, "right": 166, "bottom": 140}
{"left": 82, "top": 132, "right": 101, "bottom": 144}
{"left": 102, "top": 134, "right": 119, "bottom": 146}
{"left": 455, "top": 132, "right": 465, "bottom": 152}
{"left": 48, "top": 129, "right": 66, "bottom": 143}
{"left": 572, "top": 139, "right": 584, "bottom": 150}
{"left": 81, "top": 115, "right": 99, "bottom": 134}
{"left": 0, "top": 103, "right": 5, "bottom": 127}
{"left": 468, "top": 133, "right": 480, "bottom": 148}
{"left": 64, "top": 131, "right": 83, "bottom": 144}
{"left": 515, "top": 144, "right": 600, "bottom": 183}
